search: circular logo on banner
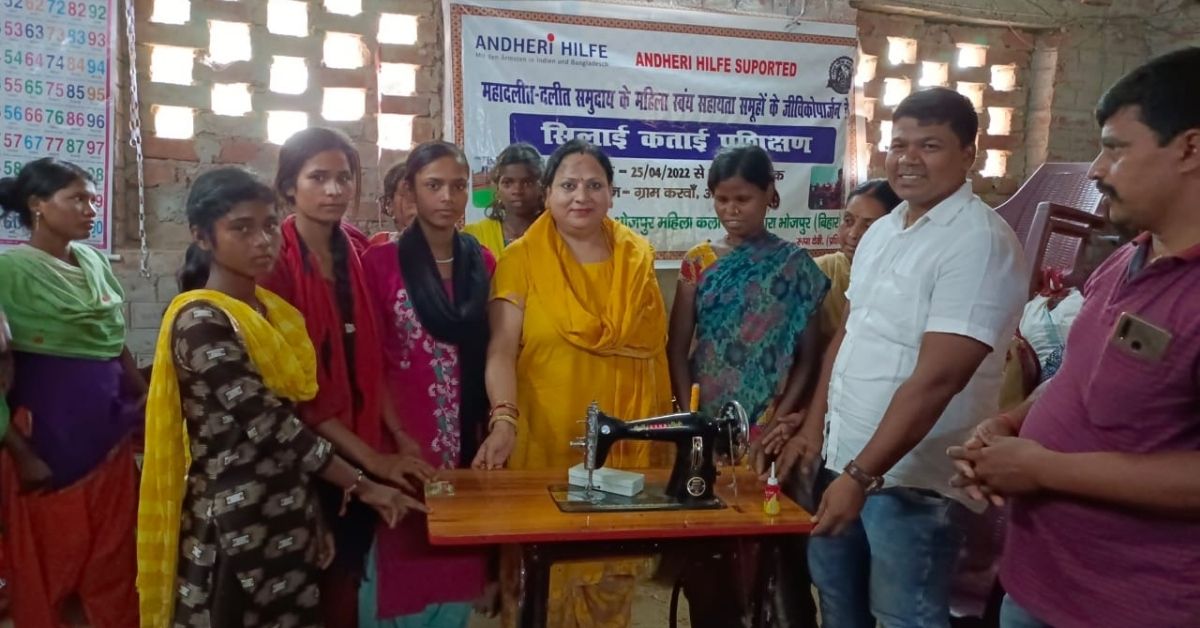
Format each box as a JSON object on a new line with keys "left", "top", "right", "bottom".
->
{"left": 827, "top": 56, "right": 854, "bottom": 95}
{"left": 686, "top": 477, "right": 707, "bottom": 497}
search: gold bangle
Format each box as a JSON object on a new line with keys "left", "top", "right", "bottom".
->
{"left": 488, "top": 414, "right": 518, "bottom": 433}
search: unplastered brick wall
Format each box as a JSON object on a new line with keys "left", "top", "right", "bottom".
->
{"left": 1044, "top": 16, "right": 1151, "bottom": 162}
{"left": 112, "top": 0, "right": 440, "bottom": 362}
{"left": 853, "top": 11, "right": 1038, "bottom": 206}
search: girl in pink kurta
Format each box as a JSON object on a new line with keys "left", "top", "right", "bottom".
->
{"left": 358, "top": 141, "right": 494, "bottom": 627}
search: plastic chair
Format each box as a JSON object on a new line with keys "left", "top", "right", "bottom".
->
{"left": 994, "top": 162, "right": 1106, "bottom": 246}
{"left": 1022, "top": 201, "right": 1107, "bottom": 294}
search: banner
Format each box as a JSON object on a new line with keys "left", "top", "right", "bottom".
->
{"left": 1, "top": 0, "right": 117, "bottom": 251}
{"left": 444, "top": 0, "right": 857, "bottom": 259}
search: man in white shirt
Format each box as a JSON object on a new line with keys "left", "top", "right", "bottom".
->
{"left": 777, "top": 87, "right": 1027, "bottom": 627}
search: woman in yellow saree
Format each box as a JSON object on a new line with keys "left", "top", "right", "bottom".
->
{"left": 478, "top": 139, "right": 671, "bottom": 627}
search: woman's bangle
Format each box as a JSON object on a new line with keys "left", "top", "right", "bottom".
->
{"left": 488, "top": 414, "right": 518, "bottom": 433}
{"left": 490, "top": 402, "right": 519, "bottom": 419}
{"left": 339, "top": 468, "right": 365, "bottom": 516}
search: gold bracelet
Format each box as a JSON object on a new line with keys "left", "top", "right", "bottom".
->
{"left": 488, "top": 414, "right": 518, "bottom": 433}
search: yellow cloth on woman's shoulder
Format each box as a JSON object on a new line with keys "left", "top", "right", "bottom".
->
{"left": 492, "top": 212, "right": 672, "bottom": 469}
{"left": 463, "top": 217, "right": 506, "bottom": 259}
{"left": 136, "top": 287, "right": 317, "bottom": 628}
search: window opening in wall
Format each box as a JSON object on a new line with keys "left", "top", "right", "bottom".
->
{"left": 324, "top": 32, "right": 365, "bottom": 69}
{"left": 919, "top": 61, "right": 948, "bottom": 87}
{"left": 212, "top": 83, "right": 252, "bottom": 116}
{"left": 886, "top": 37, "right": 917, "bottom": 65}
{"left": 878, "top": 120, "right": 893, "bottom": 153}
{"left": 855, "top": 97, "right": 876, "bottom": 121}
{"left": 325, "top": 0, "right": 362, "bottom": 16}
{"left": 268, "top": 111, "right": 309, "bottom": 145}
{"left": 271, "top": 56, "right": 308, "bottom": 95}
{"left": 151, "top": 0, "right": 190, "bottom": 24}
{"left": 855, "top": 54, "right": 877, "bottom": 86}
{"left": 378, "top": 114, "right": 415, "bottom": 150}
{"left": 957, "top": 44, "right": 987, "bottom": 69}
{"left": 991, "top": 64, "right": 1017, "bottom": 91}
{"left": 379, "top": 14, "right": 419, "bottom": 46}
{"left": 209, "top": 21, "right": 252, "bottom": 65}
{"left": 981, "top": 149, "right": 1009, "bottom": 177}
{"left": 379, "top": 63, "right": 418, "bottom": 97}
{"left": 987, "top": 107, "right": 1013, "bottom": 136}
{"left": 882, "top": 77, "right": 911, "bottom": 107}
{"left": 956, "top": 81, "right": 985, "bottom": 110}
{"left": 323, "top": 88, "right": 366, "bottom": 121}
{"left": 154, "top": 106, "right": 194, "bottom": 139}
{"left": 150, "top": 45, "right": 194, "bottom": 85}
{"left": 267, "top": 0, "right": 308, "bottom": 37}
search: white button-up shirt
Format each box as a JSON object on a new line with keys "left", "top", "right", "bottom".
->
{"left": 823, "top": 182, "right": 1027, "bottom": 502}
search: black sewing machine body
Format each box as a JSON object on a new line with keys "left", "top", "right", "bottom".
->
{"left": 568, "top": 401, "right": 749, "bottom": 508}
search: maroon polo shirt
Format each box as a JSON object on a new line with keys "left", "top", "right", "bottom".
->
{"left": 1000, "top": 233, "right": 1200, "bottom": 627}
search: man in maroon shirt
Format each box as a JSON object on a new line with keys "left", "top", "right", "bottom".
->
{"left": 949, "top": 47, "right": 1200, "bottom": 628}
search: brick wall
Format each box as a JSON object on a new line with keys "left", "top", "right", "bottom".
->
{"left": 1146, "top": 1, "right": 1200, "bottom": 56}
{"left": 854, "top": 11, "right": 1038, "bottom": 206}
{"left": 113, "top": 0, "right": 440, "bottom": 361}
{"left": 1044, "top": 17, "right": 1151, "bottom": 162}
{"left": 109, "top": 0, "right": 1172, "bottom": 361}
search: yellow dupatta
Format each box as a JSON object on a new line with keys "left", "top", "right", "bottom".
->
{"left": 462, "top": 217, "right": 506, "bottom": 259}
{"left": 136, "top": 288, "right": 317, "bottom": 628}
{"left": 522, "top": 212, "right": 666, "bottom": 358}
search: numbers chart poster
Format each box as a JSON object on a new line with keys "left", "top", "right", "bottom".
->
{"left": 1, "top": 0, "right": 116, "bottom": 250}
{"left": 444, "top": 0, "right": 857, "bottom": 258}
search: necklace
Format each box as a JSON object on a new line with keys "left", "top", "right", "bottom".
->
{"left": 435, "top": 256, "right": 454, "bottom": 264}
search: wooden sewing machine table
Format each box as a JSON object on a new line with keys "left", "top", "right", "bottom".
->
{"left": 426, "top": 467, "right": 813, "bottom": 628}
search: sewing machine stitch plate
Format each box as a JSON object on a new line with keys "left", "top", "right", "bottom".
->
{"left": 548, "top": 483, "right": 725, "bottom": 513}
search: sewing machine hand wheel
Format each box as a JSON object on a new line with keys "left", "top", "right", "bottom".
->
{"left": 719, "top": 400, "right": 750, "bottom": 465}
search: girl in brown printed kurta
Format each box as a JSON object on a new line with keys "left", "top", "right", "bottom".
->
{"left": 137, "top": 167, "right": 424, "bottom": 628}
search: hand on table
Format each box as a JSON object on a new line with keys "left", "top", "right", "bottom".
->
{"left": 359, "top": 479, "right": 429, "bottom": 527}
{"left": 750, "top": 411, "right": 807, "bottom": 475}
{"left": 774, "top": 422, "right": 824, "bottom": 481}
{"left": 472, "top": 422, "right": 515, "bottom": 470}
{"left": 372, "top": 452, "right": 436, "bottom": 494}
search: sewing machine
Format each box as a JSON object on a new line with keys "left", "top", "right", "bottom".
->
{"left": 550, "top": 400, "right": 750, "bottom": 512}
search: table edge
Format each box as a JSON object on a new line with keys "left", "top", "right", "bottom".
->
{"left": 428, "top": 521, "right": 814, "bottom": 546}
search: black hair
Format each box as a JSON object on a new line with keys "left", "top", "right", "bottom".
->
{"left": 274, "top": 126, "right": 362, "bottom": 211}
{"left": 541, "top": 139, "right": 614, "bottom": 190}
{"left": 402, "top": 140, "right": 469, "bottom": 189}
{"left": 487, "top": 142, "right": 543, "bottom": 221}
{"left": 380, "top": 161, "right": 406, "bottom": 216}
{"left": 0, "top": 157, "right": 93, "bottom": 229}
{"left": 707, "top": 145, "right": 781, "bottom": 208}
{"left": 893, "top": 87, "right": 979, "bottom": 148}
{"left": 1096, "top": 47, "right": 1200, "bottom": 146}
{"left": 178, "top": 167, "right": 276, "bottom": 292}
{"left": 846, "top": 178, "right": 902, "bottom": 214}
{"left": 274, "top": 127, "right": 365, "bottom": 407}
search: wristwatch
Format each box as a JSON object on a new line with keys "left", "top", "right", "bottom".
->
{"left": 843, "top": 459, "right": 884, "bottom": 494}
